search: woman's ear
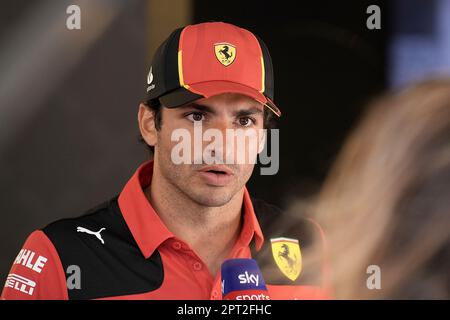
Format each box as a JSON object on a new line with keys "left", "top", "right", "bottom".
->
{"left": 138, "top": 103, "right": 157, "bottom": 148}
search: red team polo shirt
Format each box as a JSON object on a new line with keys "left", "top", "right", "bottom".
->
{"left": 1, "top": 161, "right": 331, "bottom": 300}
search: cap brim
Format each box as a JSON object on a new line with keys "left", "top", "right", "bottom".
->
{"left": 159, "top": 81, "right": 281, "bottom": 117}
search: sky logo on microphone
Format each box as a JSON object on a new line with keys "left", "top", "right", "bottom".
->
{"left": 221, "top": 258, "right": 270, "bottom": 300}
{"left": 238, "top": 271, "right": 259, "bottom": 286}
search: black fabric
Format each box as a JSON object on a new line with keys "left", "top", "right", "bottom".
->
{"left": 42, "top": 197, "right": 164, "bottom": 300}
{"left": 164, "top": 27, "right": 184, "bottom": 94}
{"left": 250, "top": 197, "right": 320, "bottom": 286}
{"left": 159, "top": 87, "right": 203, "bottom": 108}
{"left": 42, "top": 194, "right": 320, "bottom": 299}
{"left": 255, "top": 35, "right": 275, "bottom": 101}
{"left": 147, "top": 27, "right": 184, "bottom": 101}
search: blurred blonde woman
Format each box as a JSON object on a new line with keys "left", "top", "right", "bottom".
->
{"left": 294, "top": 79, "right": 450, "bottom": 299}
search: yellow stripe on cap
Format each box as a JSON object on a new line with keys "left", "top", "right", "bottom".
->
{"left": 177, "top": 50, "right": 190, "bottom": 89}
{"left": 177, "top": 27, "right": 190, "bottom": 90}
{"left": 260, "top": 56, "right": 265, "bottom": 93}
{"left": 178, "top": 50, "right": 185, "bottom": 87}
{"left": 264, "top": 99, "right": 282, "bottom": 117}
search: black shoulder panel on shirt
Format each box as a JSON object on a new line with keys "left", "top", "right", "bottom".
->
{"left": 250, "top": 197, "right": 322, "bottom": 286}
{"left": 42, "top": 197, "right": 164, "bottom": 300}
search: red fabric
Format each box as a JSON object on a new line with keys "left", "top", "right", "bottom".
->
{"left": 180, "top": 22, "right": 264, "bottom": 92}
{"left": 1, "top": 161, "right": 332, "bottom": 300}
{"left": 178, "top": 22, "right": 282, "bottom": 117}
{"left": 116, "top": 160, "right": 264, "bottom": 299}
{"left": 1, "top": 231, "right": 68, "bottom": 300}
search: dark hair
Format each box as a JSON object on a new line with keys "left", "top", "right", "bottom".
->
{"left": 138, "top": 99, "right": 278, "bottom": 156}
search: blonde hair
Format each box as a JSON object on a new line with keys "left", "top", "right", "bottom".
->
{"left": 297, "top": 79, "right": 450, "bottom": 299}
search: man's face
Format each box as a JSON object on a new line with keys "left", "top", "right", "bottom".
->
{"left": 153, "top": 93, "right": 265, "bottom": 207}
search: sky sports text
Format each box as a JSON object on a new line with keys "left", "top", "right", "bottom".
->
{"left": 170, "top": 122, "right": 279, "bottom": 175}
{"left": 230, "top": 292, "right": 271, "bottom": 300}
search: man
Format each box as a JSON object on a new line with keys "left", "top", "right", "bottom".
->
{"left": 1, "top": 22, "right": 330, "bottom": 300}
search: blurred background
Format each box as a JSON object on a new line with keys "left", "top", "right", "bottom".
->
{"left": 1, "top": 0, "right": 449, "bottom": 286}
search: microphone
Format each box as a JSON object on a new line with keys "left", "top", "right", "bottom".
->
{"left": 221, "top": 258, "right": 270, "bottom": 300}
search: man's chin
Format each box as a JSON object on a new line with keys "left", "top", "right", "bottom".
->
{"left": 188, "top": 189, "right": 235, "bottom": 207}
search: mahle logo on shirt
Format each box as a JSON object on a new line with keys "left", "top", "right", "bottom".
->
{"left": 14, "top": 249, "right": 47, "bottom": 274}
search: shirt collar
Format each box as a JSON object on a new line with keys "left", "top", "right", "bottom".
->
{"left": 118, "top": 160, "right": 264, "bottom": 259}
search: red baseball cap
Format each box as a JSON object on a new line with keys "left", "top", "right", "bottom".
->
{"left": 146, "top": 22, "right": 281, "bottom": 117}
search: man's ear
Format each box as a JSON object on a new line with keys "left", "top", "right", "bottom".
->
{"left": 138, "top": 103, "right": 157, "bottom": 148}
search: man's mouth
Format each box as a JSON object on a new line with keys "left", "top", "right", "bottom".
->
{"left": 197, "top": 166, "right": 234, "bottom": 186}
{"left": 199, "top": 165, "right": 233, "bottom": 175}
{"left": 207, "top": 170, "right": 226, "bottom": 174}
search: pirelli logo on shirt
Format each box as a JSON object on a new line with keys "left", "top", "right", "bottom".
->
{"left": 5, "top": 274, "right": 36, "bottom": 296}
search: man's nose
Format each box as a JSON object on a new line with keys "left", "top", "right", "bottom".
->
{"left": 211, "top": 118, "right": 230, "bottom": 134}
{"left": 205, "top": 119, "right": 234, "bottom": 162}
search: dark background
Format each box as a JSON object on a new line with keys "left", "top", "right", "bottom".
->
{"left": 193, "top": 1, "right": 387, "bottom": 203}
{"left": 0, "top": 0, "right": 387, "bottom": 285}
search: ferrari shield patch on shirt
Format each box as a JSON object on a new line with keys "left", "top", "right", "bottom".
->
{"left": 270, "top": 237, "right": 302, "bottom": 281}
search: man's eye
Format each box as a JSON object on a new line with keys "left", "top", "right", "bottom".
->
{"left": 186, "top": 112, "right": 205, "bottom": 122}
{"left": 238, "top": 117, "right": 255, "bottom": 127}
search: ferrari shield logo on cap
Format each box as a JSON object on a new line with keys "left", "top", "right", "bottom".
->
{"left": 214, "top": 43, "right": 236, "bottom": 66}
{"left": 271, "top": 237, "right": 302, "bottom": 281}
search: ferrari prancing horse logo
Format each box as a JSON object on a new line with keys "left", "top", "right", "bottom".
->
{"left": 271, "top": 237, "right": 302, "bottom": 281}
{"left": 214, "top": 43, "right": 236, "bottom": 66}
